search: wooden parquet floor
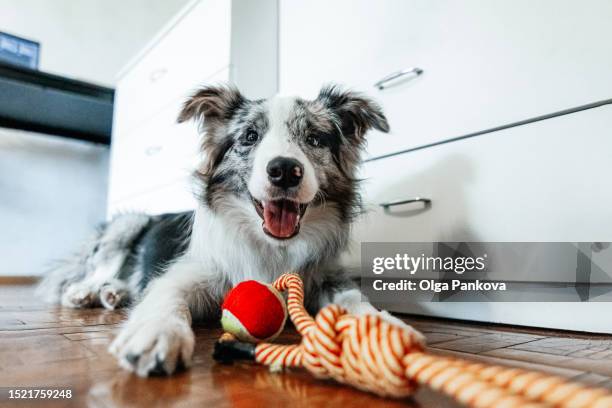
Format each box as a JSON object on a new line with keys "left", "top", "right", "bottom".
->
{"left": 1, "top": 283, "right": 611, "bottom": 407}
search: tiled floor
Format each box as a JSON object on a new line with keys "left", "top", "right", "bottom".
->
{"left": 1, "top": 283, "right": 611, "bottom": 407}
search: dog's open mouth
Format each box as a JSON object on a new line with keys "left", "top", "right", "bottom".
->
{"left": 252, "top": 197, "right": 308, "bottom": 240}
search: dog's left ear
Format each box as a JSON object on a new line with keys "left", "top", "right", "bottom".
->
{"left": 177, "top": 84, "right": 246, "bottom": 127}
{"left": 316, "top": 84, "right": 389, "bottom": 143}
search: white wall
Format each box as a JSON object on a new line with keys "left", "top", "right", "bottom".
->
{"left": 0, "top": 0, "right": 190, "bottom": 86}
{"left": 0, "top": 128, "right": 109, "bottom": 276}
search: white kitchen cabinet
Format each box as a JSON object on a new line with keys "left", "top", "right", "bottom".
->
{"left": 107, "top": 106, "right": 199, "bottom": 204}
{"left": 112, "top": 0, "right": 231, "bottom": 141}
{"left": 349, "top": 106, "right": 612, "bottom": 248}
{"left": 341, "top": 103, "right": 612, "bottom": 333}
{"left": 280, "top": 0, "right": 612, "bottom": 159}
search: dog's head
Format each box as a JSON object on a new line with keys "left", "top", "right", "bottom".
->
{"left": 178, "top": 84, "right": 388, "bottom": 244}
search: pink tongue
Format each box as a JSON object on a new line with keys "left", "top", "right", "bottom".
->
{"left": 263, "top": 201, "right": 299, "bottom": 238}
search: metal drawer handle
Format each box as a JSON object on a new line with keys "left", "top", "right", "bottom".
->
{"left": 379, "top": 197, "right": 431, "bottom": 209}
{"left": 374, "top": 67, "right": 423, "bottom": 90}
{"left": 149, "top": 68, "right": 168, "bottom": 83}
{"left": 144, "top": 145, "right": 162, "bottom": 156}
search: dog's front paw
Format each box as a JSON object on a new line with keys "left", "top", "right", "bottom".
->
{"left": 108, "top": 316, "right": 195, "bottom": 377}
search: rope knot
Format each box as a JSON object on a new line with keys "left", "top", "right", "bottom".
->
{"left": 264, "top": 273, "right": 423, "bottom": 397}
{"left": 304, "top": 305, "right": 423, "bottom": 397}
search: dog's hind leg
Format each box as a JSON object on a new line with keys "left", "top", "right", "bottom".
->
{"left": 48, "top": 213, "right": 151, "bottom": 309}
{"left": 61, "top": 252, "right": 128, "bottom": 308}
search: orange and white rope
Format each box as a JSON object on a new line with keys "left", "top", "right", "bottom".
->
{"left": 253, "top": 273, "right": 612, "bottom": 408}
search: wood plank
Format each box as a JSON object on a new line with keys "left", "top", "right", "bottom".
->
{"left": 428, "top": 347, "right": 585, "bottom": 379}
{"left": 483, "top": 347, "right": 612, "bottom": 377}
{"left": 428, "top": 332, "right": 543, "bottom": 354}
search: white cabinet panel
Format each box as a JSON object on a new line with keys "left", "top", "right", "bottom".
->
{"left": 108, "top": 102, "right": 201, "bottom": 204}
{"left": 280, "top": 0, "right": 612, "bottom": 159}
{"left": 341, "top": 104, "right": 612, "bottom": 332}
{"left": 345, "top": 104, "right": 612, "bottom": 265}
{"left": 113, "top": 0, "right": 231, "bottom": 139}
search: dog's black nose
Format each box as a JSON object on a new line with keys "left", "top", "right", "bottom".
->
{"left": 266, "top": 157, "right": 303, "bottom": 189}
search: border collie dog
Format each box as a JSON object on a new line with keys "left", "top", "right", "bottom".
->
{"left": 38, "top": 84, "right": 421, "bottom": 377}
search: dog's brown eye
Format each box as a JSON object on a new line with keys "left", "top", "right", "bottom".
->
{"left": 243, "top": 130, "right": 259, "bottom": 145}
{"left": 306, "top": 135, "right": 321, "bottom": 147}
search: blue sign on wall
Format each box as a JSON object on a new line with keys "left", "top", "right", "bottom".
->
{"left": 0, "top": 31, "right": 40, "bottom": 69}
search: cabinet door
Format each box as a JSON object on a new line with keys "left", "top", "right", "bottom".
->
{"left": 107, "top": 102, "right": 201, "bottom": 204}
{"left": 113, "top": 0, "right": 231, "bottom": 140}
{"left": 280, "top": 0, "right": 612, "bottom": 159}
{"left": 342, "top": 104, "right": 612, "bottom": 333}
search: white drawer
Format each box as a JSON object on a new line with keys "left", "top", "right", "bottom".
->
{"left": 342, "top": 104, "right": 612, "bottom": 271}
{"left": 108, "top": 181, "right": 196, "bottom": 216}
{"left": 108, "top": 102, "right": 201, "bottom": 204}
{"left": 280, "top": 0, "right": 612, "bottom": 159}
{"left": 113, "top": 0, "right": 231, "bottom": 139}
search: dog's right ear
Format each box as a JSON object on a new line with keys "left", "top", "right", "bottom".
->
{"left": 177, "top": 84, "right": 246, "bottom": 127}
{"left": 178, "top": 84, "right": 245, "bottom": 178}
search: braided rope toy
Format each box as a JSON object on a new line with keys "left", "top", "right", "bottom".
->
{"left": 213, "top": 273, "right": 612, "bottom": 408}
